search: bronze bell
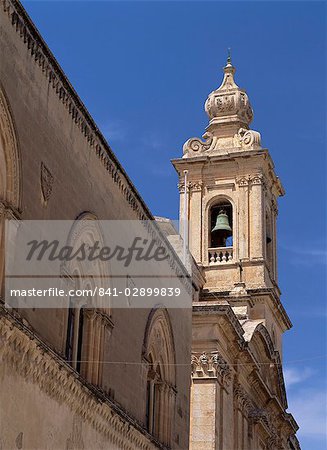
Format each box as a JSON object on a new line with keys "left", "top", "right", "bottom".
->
{"left": 211, "top": 209, "right": 232, "bottom": 236}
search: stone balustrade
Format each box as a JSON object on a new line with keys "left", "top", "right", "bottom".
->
{"left": 208, "top": 247, "right": 233, "bottom": 264}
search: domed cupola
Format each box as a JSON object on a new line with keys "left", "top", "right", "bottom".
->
{"left": 204, "top": 54, "right": 254, "bottom": 137}
{"left": 182, "top": 54, "right": 262, "bottom": 157}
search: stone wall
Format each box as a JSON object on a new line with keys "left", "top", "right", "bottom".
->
{"left": 0, "top": 1, "right": 192, "bottom": 448}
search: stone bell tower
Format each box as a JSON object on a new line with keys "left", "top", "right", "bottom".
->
{"left": 172, "top": 55, "right": 290, "bottom": 353}
{"left": 172, "top": 56, "right": 299, "bottom": 450}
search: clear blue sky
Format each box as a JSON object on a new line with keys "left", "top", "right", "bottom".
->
{"left": 22, "top": 1, "right": 326, "bottom": 448}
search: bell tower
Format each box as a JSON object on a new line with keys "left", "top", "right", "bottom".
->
{"left": 172, "top": 55, "right": 291, "bottom": 353}
{"left": 172, "top": 56, "right": 299, "bottom": 450}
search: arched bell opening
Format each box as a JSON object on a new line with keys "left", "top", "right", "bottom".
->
{"left": 208, "top": 201, "right": 233, "bottom": 264}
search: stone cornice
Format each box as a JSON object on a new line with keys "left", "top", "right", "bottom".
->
{"left": 247, "top": 288, "right": 292, "bottom": 331}
{"left": 0, "top": 307, "right": 167, "bottom": 450}
{"left": 200, "top": 288, "right": 292, "bottom": 331}
{"left": 284, "top": 412, "right": 299, "bottom": 434}
{"left": 172, "top": 150, "right": 285, "bottom": 197}
{"left": 192, "top": 302, "right": 245, "bottom": 342}
{"left": 233, "top": 382, "right": 287, "bottom": 449}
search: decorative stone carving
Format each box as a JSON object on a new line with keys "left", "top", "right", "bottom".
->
{"left": 191, "top": 351, "right": 231, "bottom": 383}
{"left": 234, "top": 127, "right": 261, "bottom": 149}
{"left": 188, "top": 181, "right": 203, "bottom": 192}
{"left": 271, "top": 197, "right": 278, "bottom": 216}
{"left": 178, "top": 181, "right": 203, "bottom": 193}
{"left": 183, "top": 132, "right": 214, "bottom": 156}
{"left": 236, "top": 176, "right": 250, "bottom": 187}
{"left": 177, "top": 183, "right": 185, "bottom": 193}
{"left": 248, "top": 407, "right": 270, "bottom": 426}
{"left": 181, "top": 57, "right": 262, "bottom": 157}
{"left": 237, "top": 174, "right": 266, "bottom": 188}
{"left": 233, "top": 382, "right": 253, "bottom": 413}
{"left": 250, "top": 173, "right": 264, "bottom": 186}
{"left": 204, "top": 60, "right": 253, "bottom": 127}
{"left": 40, "top": 162, "right": 54, "bottom": 203}
{"left": 248, "top": 408, "right": 281, "bottom": 450}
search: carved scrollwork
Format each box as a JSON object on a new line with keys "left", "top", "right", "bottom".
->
{"left": 188, "top": 181, "right": 203, "bottom": 192}
{"left": 205, "top": 86, "right": 253, "bottom": 125}
{"left": 248, "top": 407, "right": 281, "bottom": 449}
{"left": 177, "top": 183, "right": 185, "bottom": 193}
{"left": 249, "top": 173, "right": 264, "bottom": 186}
{"left": 40, "top": 162, "right": 54, "bottom": 203}
{"left": 236, "top": 176, "right": 250, "bottom": 187}
{"left": 234, "top": 127, "right": 261, "bottom": 149}
{"left": 215, "top": 94, "right": 236, "bottom": 112}
{"left": 237, "top": 174, "right": 266, "bottom": 188}
{"left": 178, "top": 181, "right": 203, "bottom": 193}
{"left": 271, "top": 197, "right": 278, "bottom": 216}
{"left": 183, "top": 132, "right": 214, "bottom": 156}
{"left": 249, "top": 407, "right": 270, "bottom": 426}
{"left": 191, "top": 351, "right": 231, "bottom": 383}
{"left": 233, "top": 382, "right": 253, "bottom": 413}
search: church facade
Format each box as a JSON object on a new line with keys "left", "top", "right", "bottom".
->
{"left": 0, "top": 1, "right": 300, "bottom": 449}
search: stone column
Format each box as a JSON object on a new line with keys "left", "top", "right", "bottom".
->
{"left": 188, "top": 182, "right": 203, "bottom": 262}
{"left": 147, "top": 377, "right": 155, "bottom": 434}
{"left": 97, "top": 317, "right": 104, "bottom": 387}
{"left": 178, "top": 182, "right": 188, "bottom": 251}
{"left": 91, "top": 312, "right": 101, "bottom": 385}
{"left": 83, "top": 308, "right": 95, "bottom": 381}
{"left": 217, "top": 382, "right": 224, "bottom": 450}
{"left": 163, "top": 383, "right": 170, "bottom": 445}
{"left": 191, "top": 378, "right": 217, "bottom": 449}
{"left": 236, "top": 177, "right": 250, "bottom": 261}
{"left": 167, "top": 387, "right": 175, "bottom": 447}
{"left": 190, "top": 352, "right": 232, "bottom": 450}
{"left": 156, "top": 382, "right": 164, "bottom": 442}
{"left": 249, "top": 175, "right": 265, "bottom": 259}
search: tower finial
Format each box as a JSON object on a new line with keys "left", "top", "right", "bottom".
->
{"left": 227, "top": 47, "right": 232, "bottom": 65}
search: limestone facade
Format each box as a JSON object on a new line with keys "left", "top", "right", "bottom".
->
{"left": 0, "top": 1, "right": 194, "bottom": 449}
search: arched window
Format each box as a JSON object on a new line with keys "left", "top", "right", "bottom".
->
{"left": 0, "top": 85, "right": 21, "bottom": 296}
{"left": 0, "top": 85, "right": 21, "bottom": 209}
{"left": 65, "top": 272, "right": 87, "bottom": 374}
{"left": 65, "top": 300, "right": 85, "bottom": 373}
{"left": 143, "top": 308, "right": 176, "bottom": 446}
{"left": 62, "top": 215, "right": 113, "bottom": 386}
{"left": 146, "top": 355, "right": 163, "bottom": 435}
{"left": 208, "top": 199, "right": 233, "bottom": 264}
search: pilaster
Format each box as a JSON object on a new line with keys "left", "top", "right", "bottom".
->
{"left": 249, "top": 174, "right": 265, "bottom": 260}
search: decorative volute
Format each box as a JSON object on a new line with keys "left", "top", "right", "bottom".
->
{"left": 183, "top": 54, "right": 262, "bottom": 157}
{"left": 204, "top": 55, "right": 253, "bottom": 136}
